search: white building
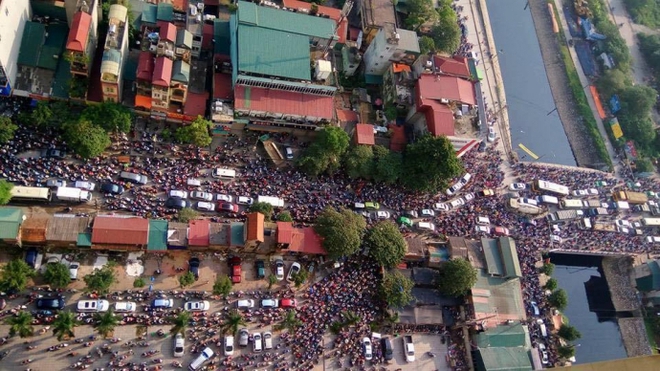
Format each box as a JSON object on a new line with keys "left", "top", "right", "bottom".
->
{"left": 100, "top": 4, "right": 130, "bottom": 103}
{"left": 0, "top": 0, "right": 32, "bottom": 96}
{"left": 362, "top": 23, "right": 420, "bottom": 77}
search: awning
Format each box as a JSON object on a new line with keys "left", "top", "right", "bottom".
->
{"left": 77, "top": 232, "right": 92, "bottom": 247}
{"left": 135, "top": 95, "right": 152, "bottom": 110}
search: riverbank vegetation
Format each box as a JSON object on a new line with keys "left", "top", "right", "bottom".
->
{"left": 622, "top": 0, "right": 660, "bottom": 28}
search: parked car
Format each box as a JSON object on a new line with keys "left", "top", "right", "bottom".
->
{"left": 538, "top": 343, "right": 549, "bottom": 365}
{"left": 74, "top": 180, "right": 96, "bottom": 191}
{"left": 285, "top": 147, "right": 294, "bottom": 160}
{"left": 45, "top": 179, "right": 66, "bottom": 188}
{"left": 479, "top": 189, "right": 495, "bottom": 197}
{"left": 114, "top": 301, "right": 137, "bottom": 313}
{"left": 280, "top": 298, "right": 297, "bottom": 308}
{"left": 237, "top": 299, "right": 255, "bottom": 309}
{"left": 151, "top": 298, "right": 174, "bottom": 309}
{"left": 100, "top": 182, "right": 124, "bottom": 195}
{"left": 237, "top": 196, "right": 253, "bottom": 205}
{"left": 196, "top": 201, "right": 216, "bottom": 212}
{"left": 189, "top": 347, "right": 214, "bottom": 370}
{"left": 493, "top": 226, "right": 511, "bottom": 236}
{"left": 571, "top": 189, "right": 589, "bottom": 197}
{"left": 253, "top": 333, "right": 263, "bottom": 352}
{"left": 464, "top": 193, "right": 475, "bottom": 202}
{"left": 41, "top": 148, "right": 66, "bottom": 159}
{"left": 509, "top": 183, "right": 527, "bottom": 191}
{"left": 433, "top": 203, "right": 449, "bottom": 211}
{"left": 255, "top": 260, "right": 266, "bottom": 279}
{"left": 364, "top": 202, "right": 380, "bottom": 210}
{"left": 77, "top": 300, "right": 110, "bottom": 313}
{"left": 362, "top": 337, "right": 373, "bottom": 361}
{"left": 24, "top": 248, "right": 39, "bottom": 268}
{"left": 169, "top": 190, "right": 188, "bottom": 199}
{"left": 229, "top": 257, "right": 242, "bottom": 283}
{"left": 216, "top": 194, "right": 233, "bottom": 202}
{"left": 218, "top": 202, "right": 239, "bottom": 213}
{"left": 184, "top": 301, "right": 210, "bottom": 312}
{"left": 487, "top": 127, "right": 496, "bottom": 142}
{"left": 191, "top": 191, "right": 213, "bottom": 201}
{"left": 224, "top": 335, "right": 235, "bottom": 356}
{"left": 274, "top": 259, "right": 285, "bottom": 281}
{"left": 188, "top": 258, "right": 200, "bottom": 280}
{"left": 36, "top": 296, "right": 65, "bottom": 310}
{"left": 475, "top": 225, "right": 490, "bottom": 234}
{"left": 374, "top": 211, "right": 391, "bottom": 219}
{"left": 421, "top": 209, "right": 435, "bottom": 217}
{"left": 381, "top": 338, "right": 393, "bottom": 361}
{"left": 261, "top": 299, "right": 279, "bottom": 308}
{"left": 287, "top": 262, "right": 301, "bottom": 282}
{"left": 165, "top": 198, "right": 190, "bottom": 210}
{"left": 238, "top": 328, "right": 249, "bottom": 347}
{"left": 68, "top": 262, "right": 79, "bottom": 280}
{"left": 173, "top": 333, "right": 185, "bottom": 357}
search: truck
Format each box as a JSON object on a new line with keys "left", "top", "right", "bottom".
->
{"left": 56, "top": 187, "right": 92, "bottom": 202}
{"left": 583, "top": 199, "right": 604, "bottom": 208}
{"left": 593, "top": 223, "right": 617, "bottom": 232}
{"left": 612, "top": 190, "right": 648, "bottom": 205}
{"left": 402, "top": 335, "right": 415, "bottom": 363}
{"left": 586, "top": 208, "right": 608, "bottom": 217}
{"left": 546, "top": 210, "right": 584, "bottom": 223}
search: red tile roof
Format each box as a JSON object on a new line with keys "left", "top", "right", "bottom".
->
{"left": 355, "top": 123, "right": 375, "bottom": 145}
{"left": 288, "top": 227, "right": 326, "bottom": 255}
{"left": 91, "top": 216, "right": 149, "bottom": 245}
{"left": 137, "top": 52, "right": 155, "bottom": 81}
{"left": 152, "top": 57, "right": 173, "bottom": 87}
{"left": 157, "top": 21, "right": 177, "bottom": 43}
{"left": 213, "top": 73, "right": 233, "bottom": 100}
{"left": 277, "top": 222, "right": 293, "bottom": 244}
{"left": 336, "top": 109, "right": 359, "bottom": 123}
{"left": 184, "top": 91, "right": 209, "bottom": 117}
{"left": 246, "top": 212, "right": 264, "bottom": 242}
{"left": 389, "top": 124, "right": 407, "bottom": 152}
{"left": 188, "top": 219, "right": 210, "bottom": 246}
{"left": 66, "top": 12, "right": 92, "bottom": 53}
{"left": 417, "top": 74, "right": 476, "bottom": 106}
{"left": 422, "top": 100, "right": 455, "bottom": 137}
{"left": 433, "top": 56, "right": 471, "bottom": 79}
{"left": 282, "top": 0, "right": 347, "bottom": 43}
{"left": 234, "top": 85, "right": 334, "bottom": 120}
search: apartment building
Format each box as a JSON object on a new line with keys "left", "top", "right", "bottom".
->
{"left": 100, "top": 3, "right": 129, "bottom": 103}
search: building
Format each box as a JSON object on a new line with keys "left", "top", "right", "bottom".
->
{"left": 65, "top": 0, "right": 99, "bottom": 99}
{"left": 45, "top": 215, "right": 91, "bottom": 248}
{"left": 558, "top": 355, "right": 660, "bottom": 370}
{"left": 353, "top": 123, "right": 375, "bottom": 145}
{"left": 634, "top": 259, "right": 660, "bottom": 306}
{"left": 0, "top": 207, "right": 25, "bottom": 245}
{"left": 100, "top": 4, "right": 129, "bottom": 102}
{"left": 147, "top": 219, "right": 168, "bottom": 252}
{"left": 188, "top": 219, "right": 210, "bottom": 249}
{"left": 358, "top": 0, "right": 397, "bottom": 45}
{"left": 382, "top": 63, "right": 415, "bottom": 109}
{"left": 91, "top": 216, "right": 149, "bottom": 250}
{"left": 21, "top": 216, "right": 51, "bottom": 246}
{"left": 413, "top": 55, "right": 472, "bottom": 81}
{"left": 0, "top": 0, "right": 32, "bottom": 96}
{"left": 472, "top": 323, "right": 534, "bottom": 371}
{"left": 244, "top": 212, "right": 264, "bottom": 250}
{"left": 363, "top": 24, "right": 419, "bottom": 78}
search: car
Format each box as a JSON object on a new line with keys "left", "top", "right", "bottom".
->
{"left": 587, "top": 188, "right": 599, "bottom": 195}
{"left": 45, "top": 179, "right": 67, "bottom": 188}
{"left": 365, "top": 202, "right": 380, "bottom": 210}
{"left": 224, "top": 335, "right": 234, "bottom": 356}
{"left": 475, "top": 225, "right": 490, "bottom": 234}
{"left": 169, "top": 190, "right": 188, "bottom": 199}
{"left": 374, "top": 211, "right": 391, "bottom": 219}
{"left": 487, "top": 127, "right": 496, "bottom": 142}
{"left": 253, "top": 333, "right": 263, "bottom": 352}
{"left": 238, "top": 328, "right": 249, "bottom": 347}
{"left": 74, "top": 180, "right": 96, "bottom": 191}
{"left": 446, "top": 183, "right": 462, "bottom": 196}
{"left": 476, "top": 216, "right": 490, "bottom": 225}
{"left": 433, "top": 203, "right": 449, "bottom": 212}
{"left": 120, "top": 172, "right": 149, "bottom": 185}
{"left": 189, "top": 347, "right": 214, "bottom": 370}
{"left": 216, "top": 194, "right": 233, "bottom": 203}
{"left": 551, "top": 235, "right": 562, "bottom": 243}
{"left": 191, "top": 191, "right": 213, "bottom": 201}
{"left": 615, "top": 220, "right": 632, "bottom": 228}
{"left": 188, "top": 258, "right": 200, "bottom": 280}
{"left": 362, "top": 337, "right": 373, "bottom": 361}
{"left": 285, "top": 147, "right": 294, "bottom": 160}
{"left": 280, "top": 298, "right": 297, "bottom": 308}
{"left": 571, "top": 189, "right": 589, "bottom": 197}
{"left": 373, "top": 125, "right": 388, "bottom": 134}
{"left": 46, "top": 256, "right": 60, "bottom": 265}
{"left": 420, "top": 209, "right": 435, "bottom": 217}
{"left": 185, "top": 301, "right": 211, "bottom": 312}
{"left": 478, "top": 140, "right": 487, "bottom": 152}
{"left": 479, "top": 189, "right": 495, "bottom": 197}
{"left": 151, "top": 298, "right": 174, "bottom": 309}
{"left": 261, "top": 298, "right": 279, "bottom": 308}
{"left": 186, "top": 178, "right": 202, "bottom": 187}
{"left": 69, "top": 262, "right": 80, "bottom": 280}
{"left": 196, "top": 201, "right": 216, "bottom": 212}
{"left": 237, "top": 196, "right": 253, "bottom": 205}
{"left": 25, "top": 248, "right": 39, "bottom": 268}
{"left": 518, "top": 197, "right": 538, "bottom": 206}
{"left": 509, "top": 183, "right": 527, "bottom": 191}
{"left": 449, "top": 198, "right": 465, "bottom": 208}
{"left": 398, "top": 216, "right": 413, "bottom": 227}
{"left": 229, "top": 256, "right": 242, "bottom": 283}
{"left": 40, "top": 148, "right": 66, "bottom": 159}
{"left": 404, "top": 210, "right": 419, "bottom": 218}
{"left": 255, "top": 260, "right": 266, "bottom": 279}
{"left": 77, "top": 300, "right": 110, "bottom": 313}
{"left": 493, "top": 226, "right": 510, "bottom": 236}
{"left": 538, "top": 343, "right": 549, "bottom": 365}
{"left": 287, "top": 262, "right": 301, "bottom": 282}
{"left": 101, "top": 182, "right": 124, "bottom": 195}
{"left": 464, "top": 193, "right": 475, "bottom": 202}
{"left": 237, "top": 299, "right": 255, "bottom": 309}
{"left": 381, "top": 338, "right": 393, "bottom": 361}
{"left": 263, "top": 331, "right": 273, "bottom": 350}
{"left": 165, "top": 197, "right": 190, "bottom": 210}
{"left": 218, "top": 202, "right": 239, "bottom": 213}
{"left": 274, "top": 259, "right": 285, "bottom": 281}
{"left": 173, "top": 333, "right": 185, "bottom": 357}
{"left": 36, "top": 296, "right": 65, "bottom": 310}
{"left": 114, "top": 301, "right": 137, "bottom": 313}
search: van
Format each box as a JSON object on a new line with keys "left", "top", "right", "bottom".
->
{"left": 537, "top": 195, "right": 559, "bottom": 205}
{"left": 537, "top": 319, "right": 548, "bottom": 338}
{"left": 476, "top": 216, "right": 490, "bottom": 225}
{"left": 212, "top": 168, "right": 237, "bottom": 179}
{"left": 417, "top": 222, "right": 435, "bottom": 231}
{"left": 189, "top": 347, "right": 214, "bottom": 370}
{"left": 119, "top": 171, "right": 148, "bottom": 185}
{"left": 263, "top": 331, "right": 273, "bottom": 350}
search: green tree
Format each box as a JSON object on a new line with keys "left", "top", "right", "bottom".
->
{"left": 419, "top": 35, "right": 436, "bottom": 54}
{"left": 63, "top": 119, "right": 111, "bottom": 159}
{"left": 548, "top": 289, "right": 569, "bottom": 310}
{"left": 177, "top": 207, "right": 199, "bottom": 223}
{"left": 314, "top": 206, "right": 367, "bottom": 259}
{"left": 175, "top": 116, "right": 212, "bottom": 147}
{"left": 639, "top": 33, "right": 660, "bottom": 67}
{"left": 619, "top": 85, "right": 657, "bottom": 117}
{"left": 372, "top": 145, "right": 402, "bottom": 184}
{"left": 292, "top": 268, "right": 309, "bottom": 288}
{"left": 277, "top": 211, "right": 293, "bottom": 222}
{"left": 540, "top": 262, "right": 555, "bottom": 276}
{"left": 379, "top": 270, "right": 415, "bottom": 308}
{"left": 52, "top": 310, "right": 79, "bottom": 341}
{"left": 6, "top": 311, "right": 34, "bottom": 338}
{"left": 404, "top": 0, "right": 438, "bottom": 30}
{"left": 430, "top": 2, "right": 461, "bottom": 54}
{"left": 402, "top": 134, "right": 463, "bottom": 192}
{"left": 83, "top": 267, "right": 116, "bottom": 294}
{"left": 94, "top": 309, "right": 119, "bottom": 338}
{"left": 344, "top": 145, "right": 374, "bottom": 179}
{"left": 43, "top": 262, "right": 71, "bottom": 289}
{"left": 267, "top": 274, "right": 278, "bottom": 290}
{"left": 597, "top": 68, "right": 631, "bottom": 98}
{"left": 635, "top": 158, "right": 655, "bottom": 173}
{"left": 619, "top": 115, "right": 656, "bottom": 146}
{"left": 437, "top": 258, "right": 477, "bottom": 297}
{"left": 0, "top": 259, "right": 35, "bottom": 292}
{"left": 557, "top": 345, "right": 576, "bottom": 359}
{"left": 221, "top": 310, "right": 246, "bottom": 336}
{"left": 297, "top": 127, "right": 350, "bottom": 176}
{"left": 178, "top": 271, "right": 196, "bottom": 288}
{"left": 133, "top": 277, "right": 146, "bottom": 288}
{"left": 81, "top": 101, "right": 132, "bottom": 133}
{"left": 0, "top": 116, "right": 18, "bottom": 144}
{"left": 365, "top": 221, "right": 406, "bottom": 269}
{"left": 213, "top": 275, "right": 233, "bottom": 298}
{"left": 30, "top": 101, "right": 54, "bottom": 128}
{"left": 274, "top": 309, "right": 302, "bottom": 332}
{"left": 248, "top": 202, "right": 274, "bottom": 220}
{"left": 557, "top": 324, "right": 582, "bottom": 341}
{"left": 544, "top": 278, "right": 558, "bottom": 291}
{"left": 0, "top": 179, "right": 14, "bottom": 205}
{"left": 169, "top": 311, "right": 191, "bottom": 335}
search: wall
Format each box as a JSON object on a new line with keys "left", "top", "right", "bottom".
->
{"left": 0, "top": 0, "right": 32, "bottom": 93}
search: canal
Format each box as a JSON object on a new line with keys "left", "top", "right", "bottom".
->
{"left": 485, "top": 0, "right": 576, "bottom": 166}
{"left": 549, "top": 254, "right": 627, "bottom": 363}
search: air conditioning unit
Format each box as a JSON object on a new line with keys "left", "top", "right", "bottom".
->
{"left": 149, "top": 45, "right": 158, "bottom": 52}
{"left": 165, "top": 50, "right": 175, "bottom": 58}
{"left": 440, "top": 98, "right": 449, "bottom": 104}
{"left": 425, "top": 60, "right": 432, "bottom": 68}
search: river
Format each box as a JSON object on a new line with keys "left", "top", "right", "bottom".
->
{"left": 485, "top": 0, "right": 576, "bottom": 166}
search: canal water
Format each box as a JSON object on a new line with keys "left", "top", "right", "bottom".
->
{"left": 485, "top": 0, "right": 576, "bottom": 166}
{"left": 550, "top": 254, "right": 627, "bottom": 363}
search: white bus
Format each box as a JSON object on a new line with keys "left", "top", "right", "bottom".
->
{"left": 10, "top": 186, "right": 52, "bottom": 202}
{"left": 532, "top": 180, "right": 570, "bottom": 196}
{"left": 641, "top": 218, "right": 660, "bottom": 227}
{"left": 212, "top": 168, "right": 237, "bottom": 179}
{"left": 257, "top": 195, "right": 285, "bottom": 208}
{"left": 559, "top": 199, "right": 584, "bottom": 209}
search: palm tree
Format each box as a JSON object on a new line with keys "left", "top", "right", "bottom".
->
{"left": 342, "top": 311, "right": 361, "bottom": 327}
{"left": 6, "top": 311, "right": 34, "bottom": 338}
{"left": 221, "top": 310, "right": 246, "bottom": 336}
{"left": 274, "top": 309, "right": 302, "bottom": 332}
{"left": 52, "top": 311, "right": 79, "bottom": 341}
{"left": 169, "top": 311, "right": 191, "bottom": 336}
{"left": 94, "top": 309, "right": 119, "bottom": 338}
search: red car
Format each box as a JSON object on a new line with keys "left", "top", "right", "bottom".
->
{"left": 280, "top": 298, "right": 297, "bottom": 308}
{"left": 218, "top": 202, "right": 239, "bottom": 213}
{"left": 229, "top": 257, "right": 242, "bottom": 283}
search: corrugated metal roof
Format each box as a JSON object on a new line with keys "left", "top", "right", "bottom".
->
{"left": 499, "top": 237, "right": 522, "bottom": 278}
{"left": 167, "top": 222, "right": 188, "bottom": 247}
{"left": 434, "top": 55, "right": 471, "bottom": 79}
{"left": 188, "top": 220, "right": 210, "bottom": 246}
{"left": 234, "top": 85, "right": 334, "bottom": 120}
{"left": 40, "top": 23, "right": 68, "bottom": 71}
{"left": 156, "top": 2, "right": 174, "bottom": 21}
{"left": 21, "top": 216, "right": 51, "bottom": 244}
{"left": 209, "top": 223, "right": 229, "bottom": 246}
{"left": 482, "top": 238, "right": 504, "bottom": 277}
{"left": 158, "top": 21, "right": 177, "bottom": 43}
{"left": 52, "top": 57, "right": 72, "bottom": 99}
{"left": 360, "top": 0, "right": 396, "bottom": 29}
{"left": 46, "top": 216, "right": 90, "bottom": 242}
{"left": 292, "top": 227, "right": 326, "bottom": 255}
{"left": 355, "top": 124, "right": 375, "bottom": 145}
{"left": 0, "top": 207, "right": 23, "bottom": 240}
{"left": 337, "top": 109, "right": 359, "bottom": 123}
{"left": 213, "top": 72, "right": 233, "bottom": 100}
{"left": 66, "top": 12, "right": 92, "bottom": 53}
{"left": 417, "top": 74, "right": 476, "bottom": 106}
{"left": 153, "top": 56, "right": 173, "bottom": 87}
{"left": 213, "top": 20, "right": 230, "bottom": 55}
{"left": 230, "top": 222, "right": 245, "bottom": 246}
{"left": 246, "top": 212, "right": 264, "bottom": 242}
{"left": 237, "top": 1, "right": 336, "bottom": 40}
{"left": 394, "top": 28, "right": 420, "bottom": 54}
{"left": 238, "top": 24, "right": 310, "bottom": 81}
{"left": 183, "top": 91, "right": 208, "bottom": 117}
{"left": 18, "top": 22, "right": 46, "bottom": 67}
{"left": 142, "top": 4, "right": 158, "bottom": 24}
{"left": 77, "top": 232, "right": 92, "bottom": 247}
{"left": 91, "top": 216, "right": 149, "bottom": 245}
{"left": 101, "top": 50, "right": 121, "bottom": 77}
{"left": 475, "top": 347, "right": 532, "bottom": 371}
{"left": 148, "top": 220, "right": 168, "bottom": 251}
{"left": 561, "top": 355, "right": 660, "bottom": 371}
{"left": 474, "top": 324, "right": 527, "bottom": 348}
{"left": 172, "top": 60, "right": 190, "bottom": 83}
{"left": 137, "top": 51, "right": 154, "bottom": 81}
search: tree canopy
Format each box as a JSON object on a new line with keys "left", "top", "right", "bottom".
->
{"left": 248, "top": 202, "right": 274, "bottom": 220}
{"left": 63, "top": 119, "right": 111, "bottom": 159}
{"left": 379, "top": 270, "right": 415, "bottom": 308}
{"left": 402, "top": 134, "right": 463, "bottom": 192}
{"left": 213, "top": 275, "right": 233, "bottom": 298}
{"left": 6, "top": 311, "right": 34, "bottom": 338}
{"left": 0, "top": 259, "right": 35, "bottom": 292}
{"left": 0, "top": 179, "right": 14, "bottom": 205}
{"left": 43, "top": 262, "right": 71, "bottom": 288}
{"left": 404, "top": 0, "right": 438, "bottom": 30}
{"left": 619, "top": 114, "right": 656, "bottom": 147}
{"left": 557, "top": 345, "right": 576, "bottom": 359}
{"left": 277, "top": 211, "right": 293, "bottom": 222}
{"left": 29, "top": 101, "right": 54, "bottom": 128}
{"left": 557, "top": 324, "right": 581, "bottom": 341}
{"left": 314, "top": 206, "right": 367, "bottom": 259}
{"left": 548, "top": 289, "right": 568, "bottom": 310}
{"left": 177, "top": 207, "right": 199, "bottom": 223}
{"left": 175, "top": 116, "right": 213, "bottom": 147}
{"left": 365, "top": 221, "right": 407, "bottom": 269}
{"left": 83, "top": 266, "right": 116, "bottom": 294}
{"left": 597, "top": 68, "right": 631, "bottom": 98}
{"left": 436, "top": 258, "right": 477, "bottom": 297}
{"left": 52, "top": 310, "right": 79, "bottom": 341}
{"left": 372, "top": 145, "right": 403, "bottom": 185}
{"left": 344, "top": 145, "right": 374, "bottom": 179}
{"left": 419, "top": 35, "right": 436, "bottom": 54}
{"left": 178, "top": 271, "right": 196, "bottom": 288}
{"left": 0, "top": 116, "right": 18, "bottom": 144}
{"left": 544, "top": 278, "right": 558, "bottom": 291}
{"left": 297, "top": 127, "right": 350, "bottom": 176}
{"left": 81, "top": 102, "right": 132, "bottom": 133}
{"left": 430, "top": 1, "right": 461, "bottom": 54}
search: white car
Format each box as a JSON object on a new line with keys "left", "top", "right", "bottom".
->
{"left": 189, "top": 347, "right": 214, "bottom": 370}
{"left": 77, "top": 300, "right": 110, "bottom": 313}
{"left": 173, "top": 333, "right": 185, "bottom": 357}
{"left": 433, "top": 203, "right": 449, "bottom": 211}
{"left": 518, "top": 197, "right": 538, "bottom": 206}
{"left": 191, "top": 191, "right": 213, "bottom": 201}
{"left": 69, "top": 262, "right": 79, "bottom": 280}
{"left": 239, "top": 328, "right": 249, "bottom": 347}
{"left": 538, "top": 343, "right": 549, "bottom": 365}
{"left": 373, "top": 125, "right": 388, "bottom": 134}
{"left": 216, "top": 194, "right": 233, "bottom": 203}
{"left": 184, "top": 301, "right": 210, "bottom": 312}
{"left": 75, "top": 180, "right": 96, "bottom": 191}
{"left": 509, "top": 183, "right": 527, "bottom": 191}
{"left": 253, "top": 333, "right": 263, "bottom": 352}
{"left": 571, "top": 189, "right": 589, "bottom": 197}
{"left": 551, "top": 235, "right": 562, "bottom": 243}
{"left": 362, "top": 337, "right": 373, "bottom": 361}
{"left": 114, "top": 301, "right": 137, "bottom": 313}
{"left": 615, "top": 220, "right": 631, "bottom": 228}
{"left": 224, "top": 335, "right": 234, "bottom": 356}
{"left": 236, "top": 299, "right": 255, "bottom": 309}
{"left": 169, "top": 190, "right": 188, "bottom": 199}
{"left": 261, "top": 299, "right": 279, "bottom": 308}
{"left": 421, "top": 209, "right": 435, "bottom": 217}
{"left": 237, "top": 196, "right": 253, "bottom": 205}
{"left": 375, "top": 211, "right": 391, "bottom": 219}
{"left": 475, "top": 225, "right": 490, "bottom": 234}
{"left": 587, "top": 188, "right": 599, "bottom": 195}
{"left": 275, "top": 259, "right": 285, "bottom": 281}
{"left": 287, "top": 262, "right": 301, "bottom": 282}
{"left": 464, "top": 193, "right": 475, "bottom": 202}
{"left": 487, "top": 127, "right": 496, "bottom": 142}
{"left": 196, "top": 201, "right": 216, "bottom": 212}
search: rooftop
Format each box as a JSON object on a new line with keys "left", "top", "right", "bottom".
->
{"left": 46, "top": 215, "right": 90, "bottom": 243}
{"left": 213, "top": 72, "right": 233, "bottom": 101}
{"left": 137, "top": 51, "right": 155, "bottom": 81}
{"left": 475, "top": 347, "right": 532, "bottom": 371}
{"left": 142, "top": 3, "right": 157, "bottom": 25}
{"left": 156, "top": 2, "right": 174, "bottom": 22}
{"left": 0, "top": 207, "right": 24, "bottom": 240}
{"left": 417, "top": 74, "right": 476, "bottom": 106}
{"left": 433, "top": 55, "right": 471, "bottom": 79}
{"left": 18, "top": 21, "right": 69, "bottom": 71}
{"left": 281, "top": 0, "right": 348, "bottom": 43}
{"left": 91, "top": 216, "right": 149, "bottom": 245}
{"left": 420, "top": 100, "right": 455, "bottom": 137}
{"left": 167, "top": 222, "right": 188, "bottom": 247}
{"left": 237, "top": 1, "right": 336, "bottom": 40}
{"left": 153, "top": 56, "right": 173, "bottom": 87}
{"left": 21, "top": 216, "right": 51, "bottom": 244}
{"left": 147, "top": 219, "right": 168, "bottom": 251}
{"left": 66, "top": 12, "right": 92, "bottom": 53}
{"left": 234, "top": 85, "right": 335, "bottom": 120}
{"left": 360, "top": 0, "right": 397, "bottom": 29}
{"left": 355, "top": 124, "right": 375, "bottom": 145}
{"left": 172, "top": 60, "right": 190, "bottom": 83}
{"left": 298, "top": 227, "right": 326, "bottom": 255}
{"left": 158, "top": 21, "right": 177, "bottom": 43}
{"left": 246, "top": 212, "right": 265, "bottom": 242}
{"left": 188, "top": 219, "right": 210, "bottom": 246}
{"left": 474, "top": 323, "right": 527, "bottom": 348}
{"left": 183, "top": 91, "right": 208, "bottom": 118}
{"left": 213, "top": 19, "right": 231, "bottom": 56}
{"left": 471, "top": 269, "right": 526, "bottom": 327}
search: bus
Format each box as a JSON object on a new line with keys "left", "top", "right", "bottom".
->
{"left": 532, "top": 180, "right": 570, "bottom": 196}
{"left": 10, "top": 186, "right": 52, "bottom": 202}
{"left": 641, "top": 218, "right": 660, "bottom": 227}
{"left": 559, "top": 199, "right": 584, "bottom": 209}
